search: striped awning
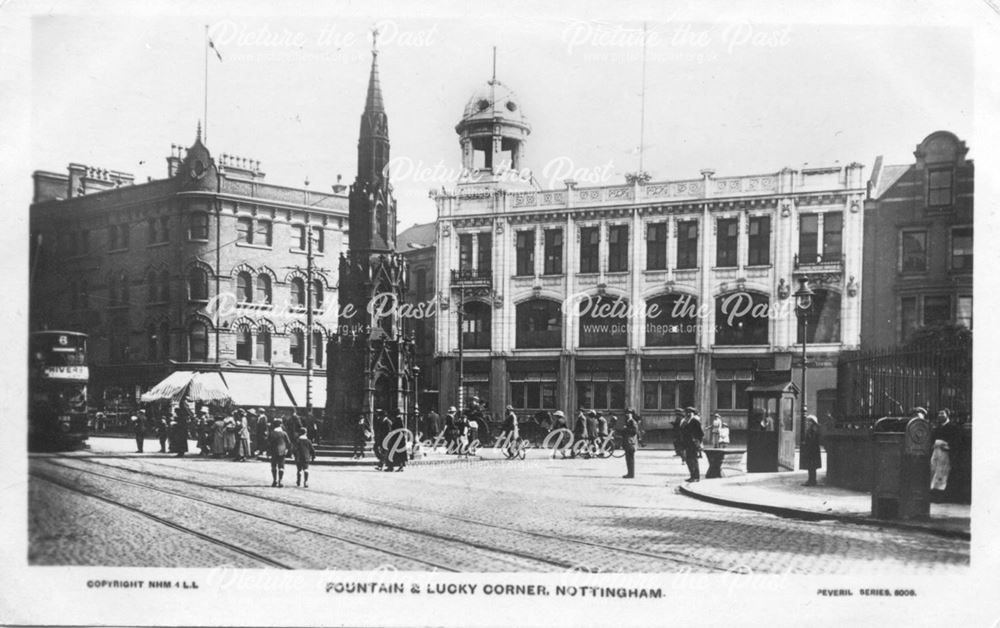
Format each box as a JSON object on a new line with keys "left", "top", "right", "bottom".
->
{"left": 140, "top": 371, "right": 231, "bottom": 404}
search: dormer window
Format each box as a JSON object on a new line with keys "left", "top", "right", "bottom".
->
{"left": 928, "top": 168, "right": 953, "bottom": 207}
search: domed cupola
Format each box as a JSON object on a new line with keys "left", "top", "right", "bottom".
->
{"left": 455, "top": 66, "right": 532, "bottom": 188}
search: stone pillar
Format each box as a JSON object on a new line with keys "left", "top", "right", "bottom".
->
{"left": 560, "top": 353, "right": 575, "bottom": 416}
{"left": 695, "top": 351, "right": 712, "bottom": 416}
{"left": 490, "top": 355, "right": 507, "bottom": 418}
{"left": 625, "top": 352, "right": 642, "bottom": 412}
{"left": 439, "top": 357, "right": 457, "bottom": 413}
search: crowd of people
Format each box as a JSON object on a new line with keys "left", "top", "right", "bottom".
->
{"left": 125, "top": 405, "right": 321, "bottom": 488}
{"left": 117, "top": 398, "right": 962, "bottom": 496}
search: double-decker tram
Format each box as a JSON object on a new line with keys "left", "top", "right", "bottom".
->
{"left": 29, "top": 331, "right": 90, "bottom": 450}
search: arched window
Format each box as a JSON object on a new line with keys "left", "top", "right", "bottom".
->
{"left": 237, "top": 271, "right": 253, "bottom": 303}
{"left": 313, "top": 279, "right": 324, "bottom": 309}
{"left": 312, "top": 331, "right": 324, "bottom": 366}
{"left": 290, "top": 329, "right": 304, "bottom": 365}
{"left": 256, "top": 330, "right": 271, "bottom": 363}
{"left": 290, "top": 277, "right": 305, "bottom": 307}
{"left": 645, "top": 294, "right": 698, "bottom": 346}
{"left": 515, "top": 299, "right": 562, "bottom": 348}
{"left": 159, "top": 321, "right": 170, "bottom": 359}
{"left": 188, "top": 267, "right": 209, "bottom": 301}
{"left": 579, "top": 295, "right": 628, "bottom": 348}
{"left": 715, "top": 292, "right": 769, "bottom": 345}
{"left": 160, "top": 270, "right": 170, "bottom": 302}
{"left": 797, "top": 288, "right": 841, "bottom": 344}
{"left": 256, "top": 274, "right": 272, "bottom": 304}
{"left": 235, "top": 328, "right": 252, "bottom": 361}
{"left": 461, "top": 301, "right": 491, "bottom": 350}
{"left": 189, "top": 322, "right": 208, "bottom": 360}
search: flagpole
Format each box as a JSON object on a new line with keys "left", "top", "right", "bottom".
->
{"left": 204, "top": 24, "right": 209, "bottom": 143}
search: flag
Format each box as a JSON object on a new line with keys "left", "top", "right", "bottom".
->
{"left": 208, "top": 37, "right": 223, "bottom": 62}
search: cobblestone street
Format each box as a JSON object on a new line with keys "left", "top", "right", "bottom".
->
{"left": 28, "top": 438, "right": 969, "bottom": 573}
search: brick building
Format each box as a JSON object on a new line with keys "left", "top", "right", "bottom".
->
{"left": 29, "top": 128, "right": 349, "bottom": 415}
{"left": 396, "top": 221, "right": 438, "bottom": 410}
{"left": 432, "top": 76, "right": 868, "bottom": 439}
{"left": 861, "top": 130, "right": 974, "bottom": 347}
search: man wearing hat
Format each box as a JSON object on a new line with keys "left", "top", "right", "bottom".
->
{"left": 443, "top": 406, "right": 458, "bottom": 453}
{"left": 800, "top": 414, "right": 822, "bottom": 486}
{"left": 572, "top": 408, "right": 589, "bottom": 458}
{"left": 267, "top": 417, "right": 293, "bottom": 487}
{"left": 586, "top": 410, "right": 600, "bottom": 453}
{"left": 255, "top": 408, "right": 270, "bottom": 457}
{"left": 131, "top": 410, "right": 147, "bottom": 453}
{"left": 620, "top": 410, "right": 640, "bottom": 478}
{"left": 680, "top": 407, "right": 704, "bottom": 482}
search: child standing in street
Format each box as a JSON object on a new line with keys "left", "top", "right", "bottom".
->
{"left": 294, "top": 427, "right": 316, "bottom": 488}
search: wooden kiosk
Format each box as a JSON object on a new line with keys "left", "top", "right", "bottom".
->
{"left": 745, "top": 372, "right": 799, "bottom": 473}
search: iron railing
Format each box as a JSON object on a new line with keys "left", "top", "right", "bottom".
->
{"left": 835, "top": 343, "right": 971, "bottom": 430}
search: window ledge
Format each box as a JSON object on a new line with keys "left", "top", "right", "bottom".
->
{"left": 289, "top": 248, "right": 324, "bottom": 256}
{"left": 147, "top": 241, "right": 171, "bottom": 249}
{"left": 235, "top": 242, "right": 273, "bottom": 250}
{"left": 606, "top": 270, "right": 630, "bottom": 275}
{"left": 187, "top": 238, "right": 210, "bottom": 243}
{"left": 746, "top": 264, "right": 773, "bottom": 270}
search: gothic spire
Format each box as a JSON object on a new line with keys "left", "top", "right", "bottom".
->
{"left": 365, "top": 27, "right": 384, "bottom": 115}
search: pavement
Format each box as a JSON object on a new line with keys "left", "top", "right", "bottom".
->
{"left": 76, "top": 437, "right": 970, "bottom": 539}
{"left": 678, "top": 465, "right": 970, "bottom": 540}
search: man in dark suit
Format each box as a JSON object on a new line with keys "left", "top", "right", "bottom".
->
{"left": 586, "top": 411, "right": 599, "bottom": 452}
{"left": 620, "top": 412, "right": 639, "bottom": 478}
{"left": 131, "top": 410, "right": 146, "bottom": 453}
{"left": 681, "top": 406, "right": 704, "bottom": 482}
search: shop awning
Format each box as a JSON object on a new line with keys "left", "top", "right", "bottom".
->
{"left": 221, "top": 372, "right": 327, "bottom": 409}
{"left": 140, "top": 371, "right": 231, "bottom": 404}
{"left": 279, "top": 374, "right": 327, "bottom": 409}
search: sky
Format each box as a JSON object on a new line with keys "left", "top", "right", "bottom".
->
{"left": 25, "top": 3, "right": 978, "bottom": 229}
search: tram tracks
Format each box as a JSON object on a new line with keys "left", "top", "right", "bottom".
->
{"left": 37, "top": 458, "right": 566, "bottom": 572}
{"left": 30, "top": 469, "right": 294, "bottom": 569}
{"left": 65, "top": 456, "right": 733, "bottom": 573}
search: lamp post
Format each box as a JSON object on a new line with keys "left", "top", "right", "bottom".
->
{"left": 793, "top": 276, "right": 814, "bottom": 445}
{"left": 412, "top": 364, "right": 421, "bottom": 457}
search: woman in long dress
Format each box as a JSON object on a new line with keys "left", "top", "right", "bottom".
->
{"left": 212, "top": 415, "right": 226, "bottom": 457}
{"left": 222, "top": 413, "right": 237, "bottom": 455}
{"left": 234, "top": 416, "right": 252, "bottom": 461}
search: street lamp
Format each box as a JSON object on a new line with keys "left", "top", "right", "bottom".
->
{"left": 412, "top": 364, "right": 421, "bottom": 457}
{"left": 794, "top": 276, "right": 814, "bottom": 444}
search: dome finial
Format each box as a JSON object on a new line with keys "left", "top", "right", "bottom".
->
{"left": 196, "top": 120, "right": 202, "bottom": 141}
{"left": 371, "top": 24, "right": 379, "bottom": 56}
